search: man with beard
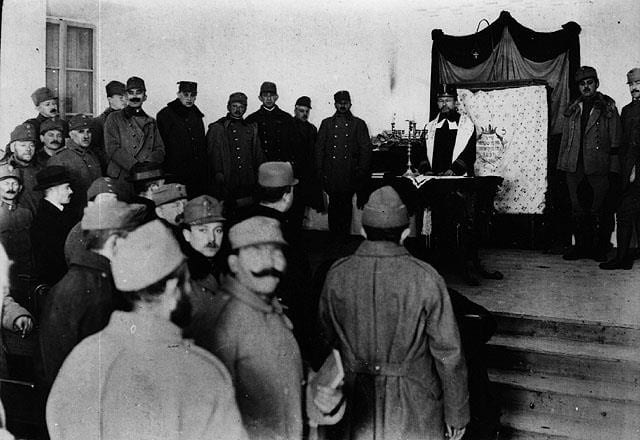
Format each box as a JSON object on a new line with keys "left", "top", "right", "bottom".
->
{"left": 39, "top": 198, "right": 145, "bottom": 391}
{"left": 31, "top": 166, "right": 75, "bottom": 286}
{"left": 157, "top": 81, "right": 208, "bottom": 196}
{"left": 150, "top": 182, "right": 188, "bottom": 226}
{"left": 92, "top": 80, "right": 127, "bottom": 172}
{"left": 6, "top": 122, "right": 44, "bottom": 214}
{"left": 315, "top": 90, "right": 372, "bottom": 240}
{"left": 25, "top": 87, "right": 68, "bottom": 151}
{"left": 47, "top": 220, "right": 247, "bottom": 440}
{"left": 104, "top": 76, "right": 165, "bottom": 182}
{"left": 36, "top": 119, "right": 66, "bottom": 164}
{"left": 207, "top": 92, "right": 265, "bottom": 206}
{"left": 201, "top": 216, "right": 345, "bottom": 439}
{"left": 0, "top": 163, "right": 36, "bottom": 310}
{"left": 558, "top": 66, "right": 622, "bottom": 261}
{"left": 48, "top": 114, "right": 102, "bottom": 221}
{"left": 601, "top": 67, "right": 640, "bottom": 270}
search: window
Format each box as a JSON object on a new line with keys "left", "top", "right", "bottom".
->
{"left": 46, "top": 18, "right": 95, "bottom": 118}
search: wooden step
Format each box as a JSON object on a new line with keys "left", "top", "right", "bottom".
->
{"left": 494, "top": 312, "right": 640, "bottom": 348}
{"left": 487, "top": 335, "right": 640, "bottom": 384}
{"left": 490, "top": 370, "right": 640, "bottom": 424}
{"left": 499, "top": 410, "right": 640, "bottom": 440}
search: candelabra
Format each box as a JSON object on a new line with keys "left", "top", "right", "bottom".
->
{"left": 402, "top": 120, "right": 418, "bottom": 177}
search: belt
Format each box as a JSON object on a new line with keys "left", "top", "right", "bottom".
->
{"left": 346, "top": 359, "right": 410, "bottom": 377}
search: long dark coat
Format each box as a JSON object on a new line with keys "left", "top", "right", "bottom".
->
{"left": 245, "top": 106, "right": 298, "bottom": 162}
{"left": 320, "top": 240, "right": 469, "bottom": 439}
{"left": 157, "top": 99, "right": 208, "bottom": 196}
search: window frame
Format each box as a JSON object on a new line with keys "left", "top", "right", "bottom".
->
{"left": 45, "top": 17, "right": 97, "bottom": 118}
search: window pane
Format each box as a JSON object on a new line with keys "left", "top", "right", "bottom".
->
{"left": 66, "top": 26, "right": 93, "bottom": 69}
{"left": 46, "top": 69, "right": 60, "bottom": 97}
{"left": 46, "top": 22, "right": 60, "bottom": 67}
{"left": 66, "top": 71, "right": 93, "bottom": 114}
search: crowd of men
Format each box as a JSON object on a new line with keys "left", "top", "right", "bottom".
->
{"left": 0, "top": 61, "right": 635, "bottom": 439}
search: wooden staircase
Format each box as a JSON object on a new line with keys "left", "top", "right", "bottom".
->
{"left": 487, "top": 312, "right": 640, "bottom": 439}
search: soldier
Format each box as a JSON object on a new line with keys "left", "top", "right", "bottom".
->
{"left": 149, "top": 182, "right": 188, "bottom": 226}
{"left": 206, "top": 92, "right": 265, "bottom": 206}
{"left": 104, "top": 76, "right": 165, "bottom": 182}
{"left": 92, "top": 80, "right": 126, "bottom": 172}
{"left": 48, "top": 114, "right": 102, "bottom": 222}
{"left": 600, "top": 67, "right": 640, "bottom": 270}
{"left": 47, "top": 220, "right": 248, "bottom": 440}
{"left": 25, "top": 87, "right": 68, "bottom": 150}
{"left": 6, "top": 122, "right": 44, "bottom": 214}
{"left": 558, "top": 66, "right": 622, "bottom": 261}
{"left": 315, "top": 90, "right": 372, "bottom": 240}
{"left": 157, "top": 81, "right": 208, "bottom": 196}
{"left": 31, "top": 166, "right": 75, "bottom": 286}
{"left": 0, "top": 163, "right": 35, "bottom": 310}
{"left": 37, "top": 119, "right": 66, "bottom": 164}
{"left": 39, "top": 198, "right": 145, "bottom": 391}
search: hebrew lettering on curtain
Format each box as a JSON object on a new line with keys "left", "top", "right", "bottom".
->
{"left": 458, "top": 85, "right": 547, "bottom": 214}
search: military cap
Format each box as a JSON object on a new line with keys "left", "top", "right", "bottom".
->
{"left": 184, "top": 195, "right": 225, "bottom": 225}
{"left": 87, "top": 176, "right": 128, "bottom": 201}
{"left": 228, "top": 92, "right": 248, "bottom": 106}
{"left": 260, "top": 81, "right": 277, "bottom": 95}
{"left": 10, "top": 123, "right": 37, "bottom": 143}
{"left": 68, "top": 114, "right": 92, "bottom": 132}
{"left": 105, "top": 80, "right": 125, "bottom": 97}
{"left": 177, "top": 81, "right": 197, "bottom": 93}
{"left": 31, "top": 87, "right": 57, "bottom": 106}
{"left": 626, "top": 68, "right": 640, "bottom": 84}
{"left": 229, "top": 216, "right": 287, "bottom": 250}
{"left": 40, "top": 118, "right": 66, "bottom": 135}
{"left": 258, "top": 161, "right": 299, "bottom": 188}
{"left": 125, "top": 76, "right": 146, "bottom": 91}
{"left": 575, "top": 66, "right": 598, "bottom": 82}
{"left": 149, "top": 183, "right": 187, "bottom": 207}
{"left": 295, "top": 96, "right": 312, "bottom": 108}
{"left": 0, "top": 163, "right": 21, "bottom": 183}
{"left": 81, "top": 199, "right": 146, "bottom": 231}
{"left": 362, "top": 186, "right": 409, "bottom": 228}
{"left": 34, "top": 166, "right": 71, "bottom": 191}
{"left": 112, "top": 220, "right": 185, "bottom": 292}
{"left": 127, "top": 162, "right": 164, "bottom": 183}
{"left": 436, "top": 84, "right": 457, "bottom": 98}
{"left": 334, "top": 90, "right": 351, "bottom": 102}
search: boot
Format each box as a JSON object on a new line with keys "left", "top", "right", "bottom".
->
{"left": 563, "top": 214, "right": 589, "bottom": 260}
{"left": 600, "top": 220, "right": 634, "bottom": 270}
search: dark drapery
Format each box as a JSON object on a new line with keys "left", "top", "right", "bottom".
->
{"left": 430, "top": 11, "right": 581, "bottom": 135}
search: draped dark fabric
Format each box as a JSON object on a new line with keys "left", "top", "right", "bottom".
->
{"left": 430, "top": 11, "right": 581, "bottom": 135}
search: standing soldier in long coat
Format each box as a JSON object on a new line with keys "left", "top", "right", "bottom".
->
{"left": 320, "top": 186, "right": 469, "bottom": 440}
{"left": 104, "top": 76, "right": 165, "bottom": 182}
{"left": 315, "top": 90, "right": 372, "bottom": 240}
{"left": 92, "top": 80, "right": 127, "bottom": 172}
{"left": 157, "top": 81, "right": 208, "bottom": 196}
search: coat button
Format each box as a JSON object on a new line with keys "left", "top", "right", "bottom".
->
{"left": 374, "top": 365, "right": 381, "bottom": 371}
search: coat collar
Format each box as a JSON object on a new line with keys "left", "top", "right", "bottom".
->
{"left": 108, "top": 310, "right": 183, "bottom": 344}
{"left": 123, "top": 106, "right": 149, "bottom": 119}
{"left": 221, "top": 276, "right": 286, "bottom": 315}
{"left": 63, "top": 138, "right": 89, "bottom": 156}
{"left": 565, "top": 92, "right": 612, "bottom": 117}
{"left": 355, "top": 240, "right": 410, "bottom": 257}
{"left": 70, "top": 250, "right": 111, "bottom": 274}
{"left": 331, "top": 111, "right": 354, "bottom": 121}
{"left": 167, "top": 98, "right": 204, "bottom": 118}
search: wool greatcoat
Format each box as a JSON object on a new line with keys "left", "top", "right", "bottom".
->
{"left": 47, "top": 310, "right": 248, "bottom": 440}
{"left": 320, "top": 240, "right": 470, "bottom": 440}
{"left": 157, "top": 99, "right": 208, "bottom": 196}
{"left": 104, "top": 107, "right": 166, "bottom": 180}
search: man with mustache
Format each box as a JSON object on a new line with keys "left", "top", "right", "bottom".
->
{"left": 157, "top": 81, "right": 208, "bottom": 196}
{"left": 558, "top": 66, "right": 622, "bottom": 261}
{"left": 200, "top": 216, "right": 345, "bottom": 439}
{"left": 600, "top": 67, "right": 640, "bottom": 269}
{"left": 206, "top": 92, "right": 265, "bottom": 206}
{"left": 315, "top": 90, "right": 372, "bottom": 241}
{"left": 0, "top": 163, "right": 38, "bottom": 313}
{"left": 104, "top": 76, "right": 165, "bottom": 183}
{"left": 25, "top": 87, "right": 68, "bottom": 151}
{"left": 92, "top": 80, "right": 127, "bottom": 172}
{"left": 47, "top": 220, "right": 248, "bottom": 440}
{"left": 6, "top": 122, "right": 44, "bottom": 214}
{"left": 37, "top": 118, "right": 66, "bottom": 164}
{"left": 48, "top": 114, "right": 102, "bottom": 222}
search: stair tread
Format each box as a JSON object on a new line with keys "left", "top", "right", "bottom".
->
{"left": 489, "top": 369, "right": 640, "bottom": 403}
{"left": 489, "top": 334, "right": 639, "bottom": 362}
{"left": 501, "top": 409, "right": 640, "bottom": 439}
{"left": 493, "top": 311, "right": 640, "bottom": 331}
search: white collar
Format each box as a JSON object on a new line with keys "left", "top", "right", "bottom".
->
{"left": 436, "top": 118, "right": 458, "bottom": 129}
{"left": 45, "top": 198, "right": 64, "bottom": 211}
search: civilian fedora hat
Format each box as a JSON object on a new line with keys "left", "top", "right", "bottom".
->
{"left": 34, "top": 166, "right": 72, "bottom": 191}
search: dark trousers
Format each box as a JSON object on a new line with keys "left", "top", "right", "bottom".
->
{"left": 565, "top": 163, "right": 609, "bottom": 215}
{"left": 615, "top": 182, "right": 640, "bottom": 260}
{"left": 327, "top": 191, "right": 353, "bottom": 238}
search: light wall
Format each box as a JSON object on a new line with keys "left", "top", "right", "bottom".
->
{"left": 1, "top": 0, "right": 639, "bottom": 141}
